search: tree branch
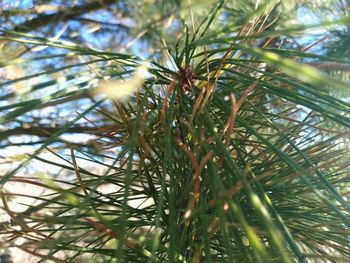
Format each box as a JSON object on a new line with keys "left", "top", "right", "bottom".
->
{"left": 14, "top": 0, "right": 118, "bottom": 32}
{"left": 1, "top": 124, "right": 123, "bottom": 138}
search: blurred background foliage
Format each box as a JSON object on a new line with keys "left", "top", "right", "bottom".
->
{"left": 0, "top": 0, "right": 349, "bottom": 262}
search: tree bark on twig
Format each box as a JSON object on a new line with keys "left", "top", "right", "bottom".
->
{"left": 14, "top": 0, "right": 119, "bottom": 32}
{"left": 1, "top": 124, "right": 123, "bottom": 138}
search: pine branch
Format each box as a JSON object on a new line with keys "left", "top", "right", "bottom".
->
{"left": 1, "top": 124, "right": 122, "bottom": 138}
{"left": 13, "top": 0, "right": 118, "bottom": 32}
